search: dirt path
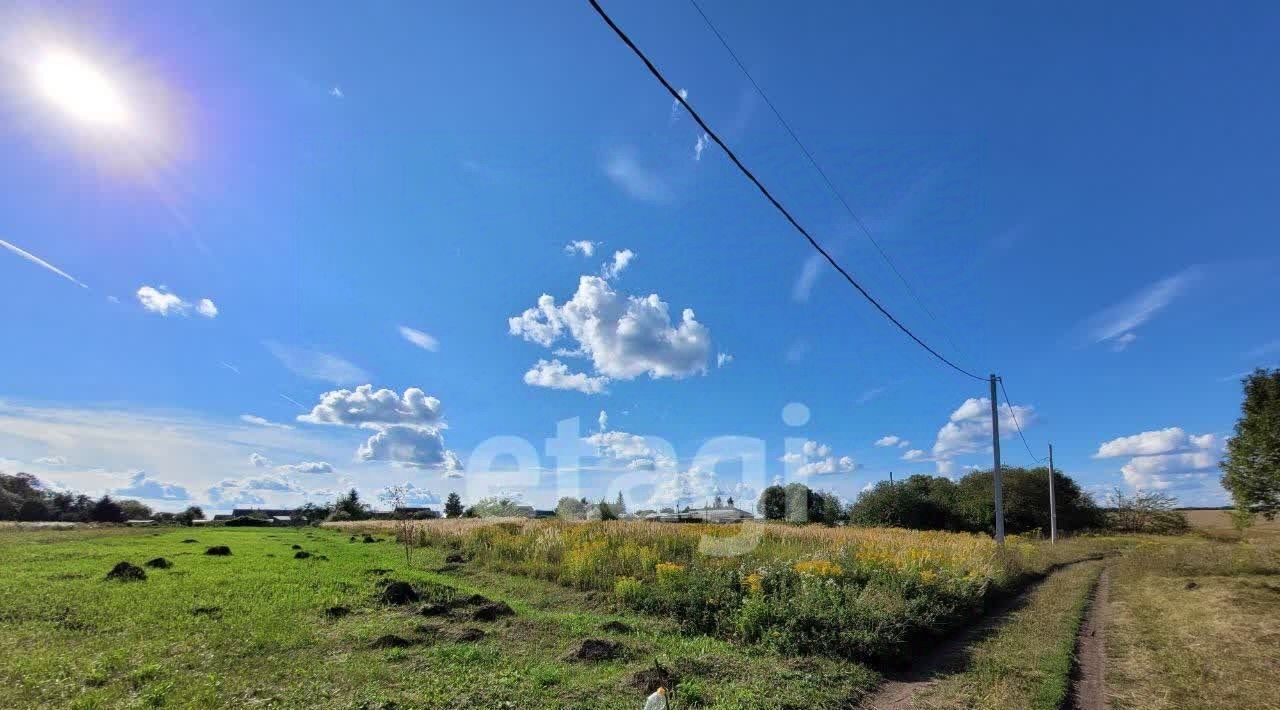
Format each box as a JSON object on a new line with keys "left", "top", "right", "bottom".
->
{"left": 1068, "top": 567, "right": 1110, "bottom": 710}
{"left": 857, "top": 558, "right": 1103, "bottom": 710}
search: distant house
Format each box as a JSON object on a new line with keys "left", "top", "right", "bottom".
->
{"left": 125, "top": 519, "right": 156, "bottom": 526}
{"left": 392, "top": 506, "right": 439, "bottom": 519}
{"left": 229, "top": 508, "right": 302, "bottom": 525}
{"left": 645, "top": 504, "right": 754, "bottom": 524}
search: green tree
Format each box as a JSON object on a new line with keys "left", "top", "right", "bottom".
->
{"left": 1222, "top": 368, "right": 1280, "bottom": 520}
{"left": 470, "top": 497, "right": 525, "bottom": 517}
{"left": 955, "top": 467, "right": 1102, "bottom": 535}
{"left": 330, "top": 488, "right": 371, "bottom": 521}
{"left": 596, "top": 499, "right": 618, "bottom": 521}
{"left": 444, "top": 492, "right": 464, "bottom": 518}
{"left": 555, "top": 496, "right": 587, "bottom": 520}
{"left": 614, "top": 491, "right": 627, "bottom": 516}
{"left": 18, "top": 499, "right": 49, "bottom": 521}
{"left": 118, "top": 499, "right": 153, "bottom": 520}
{"left": 850, "top": 475, "right": 959, "bottom": 530}
{"left": 89, "top": 495, "right": 127, "bottom": 523}
{"left": 756, "top": 485, "right": 786, "bottom": 520}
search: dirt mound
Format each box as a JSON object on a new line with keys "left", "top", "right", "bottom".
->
{"left": 445, "top": 552, "right": 466, "bottom": 564}
{"left": 444, "top": 627, "right": 485, "bottom": 643}
{"left": 144, "top": 557, "right": 172, "bottom": 569}
{"left": 567, "top": 638, "right": 623, "bottom": 662}
{"left": 471, "top": 601, "right": 515, "bottom": 622}
{"left": 291, "top": 544, "right": 302, "bottom": 550}
{"left": 349, "top": 535, "right": 357, "bottom": 542}
{"left": 379, "top": 581, "right": 421, "bottom": 605}
{"left": 204, "top": 546, "right": 232, "bottom": 556}
{"left": 451, "top": 593, "right": 490, "bottom": 608}
{"left": 601, "top": 620, "right": 632, "bottom": 634}
{"left": 325, "top": 606, "right": 351, "bottom": 619}
{"left": 629, "top": 661, "right": 679, "bottom": 694}
{"left": 191, "top": 606, "right": 222, "bottom": 618}
{"left": 105, "top": 562, "right": 146, "bottom": 582}
{"left": 180, "top": 539, "right": 198, "bottom": 544}
{"left": 370, "top": 634, "right": 413, "bottom": 649}
{"left": 1185, "top": 580, "right": 1199, "bottom": 590}
{"left": 419, "top": 603, "right": 449, "bottom": 617}
{"left": 294, "top": 551, "right": 312, "bottom": 559}
{"left": 362, "top": 535, "right": 378, "bottom": 544}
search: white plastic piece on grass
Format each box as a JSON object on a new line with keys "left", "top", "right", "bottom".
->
{"left": 643, "top": 687, "right": 667, "bottom": 710}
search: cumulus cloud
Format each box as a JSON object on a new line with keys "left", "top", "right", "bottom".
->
{"left": 111, "top": 471, "right": 191, "bottom": 501}
{"left": 398, "top": 325, "right": 439, "bottom": 352}
{"left": 523, "top": 359, "right": 610, "bottom": 394}
{"left": 299, "top": 385, "right": 444, "bottom": 429}
{"left": 357, "top": 424, "right": 450, "bottom": 468}
{"left": 875, "top": 435, "right": 909, "bottom": 448}
{"left": 276, "top": 461, "right": 334, "bottom": 474}
{"left": 782, "top": 440, "right": 858, "bottom": 476}
{"left": 0, "top": 238, "right": 88, "bottom": 288}
{"left": 931, "top": 397, "right": 1036, "bottom": 462}
{"left": 135, "top": 286, "right": 216, "bottom": 318}
{"left": 509, "top": 275, "right": 712, "bottom": 391}
{"left": 265, "top": 342, "right": 367, "bottom": 384}
{"left": 1094, "top": 427, "right": 1208, "bottom": 458}
{"left": 602, "top": 249, "right": 636, "bottom": 280}
{"left": 297, "top": 385, "right": 460, "bottom": 472}
{"left": 1083, "top": 266, "right": 1200, "bottom": 350}
{"left": 564, "top": 240, "right": 598, "bottom": 257}
{"left": 379, "top": 482, "right": 441, "bottom": 506}
{"left": 240, "top": 414, "right": 293, "bottom": 430}
{"left": 249, "top": 453, "right": 269, "bottom": 467}
{"left": 604, "top": 151, "right": 672, "bottom": 204}
{"left": 1120, "top": 451, "right": 1218, "bottom": 490}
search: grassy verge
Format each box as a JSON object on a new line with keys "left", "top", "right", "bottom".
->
{"left": 0, "top": 526, "right": 878, "bottom": 709}
{"left": 914, "top": 560, "right": 1103, "bottom": 710}
{"left": 1106, "top": 538, "right": 1280, "bottom": 710}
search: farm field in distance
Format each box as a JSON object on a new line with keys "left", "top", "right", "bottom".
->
{"left": 1, "top": 521, "right": 1277, "bottom": 709}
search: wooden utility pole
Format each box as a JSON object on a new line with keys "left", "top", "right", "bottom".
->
{"left": 1047, "top": 443, "right": 1058, "bottom": 543}
{"left": 990, "top": 375, "right": 1005, "bottom": 544}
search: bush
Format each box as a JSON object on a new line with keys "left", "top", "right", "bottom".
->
{"left": 224, "top": 516, "right": 272, "bottom": 527}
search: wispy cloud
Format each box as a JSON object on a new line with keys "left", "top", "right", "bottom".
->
{"left": 240, "top": 414, "right": 293, "bottom": 430}
{"left": 329, "top": 86, "right": 344, "bottom": 98}
{"left": 1244, "top": 340, "right": 1280, "bottom": 361}
{"left": 601, "top": 249, "right": 635, "bottom": 280}
{"left": 1082, "top": 266, "right": 1201, "bottom": 349}
{"left": 264, "top": 342, "right": 368, "bottom": 385}
{"left": 604, "top": 150, "right": 672, "bottom": 204}
{"left": 564, "top": 240, "right": 598, "bottom": 258}
{"left": 398, "top": 325, "right": 439, "bottom": 352}
{"left": 694, "top": 133, "right": 709, "bottom": 161}
{"left": 220, "top": 362, "right": 240, "bottom": 375}
{"left": 0, "top": 238, "right": 88, "bottom": 288}
{"left": 136, "top": 286, "right": 218, "bottom": 318}
{"left": 792, "top": 254, "right": 823, "bottom": 302}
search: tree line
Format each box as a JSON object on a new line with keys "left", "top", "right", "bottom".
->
{"left": 0, "top": 472, "right": 203, "bottom": 525}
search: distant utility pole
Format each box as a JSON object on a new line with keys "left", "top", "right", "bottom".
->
{"left": 990, "top": 375, "right": 1005, "bottom": 544}
{"left": 1047, "top": 443, "right": 1058, "bottom": 543}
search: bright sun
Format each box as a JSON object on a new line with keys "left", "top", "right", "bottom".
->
{"left": 32, "top": 47, "right": 132, "bottom": 128}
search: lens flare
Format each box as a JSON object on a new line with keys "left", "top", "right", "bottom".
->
{"left": 32, "top": 47, "right": 131, "bottom": 128}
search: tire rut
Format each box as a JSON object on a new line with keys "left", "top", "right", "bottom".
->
{"left": 1067, "top": 567, "right": 1109, "bottom": 710}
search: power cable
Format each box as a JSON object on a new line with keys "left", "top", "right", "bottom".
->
{"left": 687, "top": 0, "right": 968, "bottom": 360}
{"left": 587, "top": 0, "right": 986, "bottom": 382}
{"left": 998, "top": 377, "right": 1044, "bottom": 463}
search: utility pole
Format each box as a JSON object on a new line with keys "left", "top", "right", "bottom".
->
{"left": 1047, "top": 443, "right": 1058, "bottom": 543}
{"left": 990, "top": 375, "right": 1005, "bottom": 544}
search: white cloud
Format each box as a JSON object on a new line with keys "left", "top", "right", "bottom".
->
{"left": 792, "top": 254, "right": 823, "bottom": 302}
{"left": 330, "top": 86, "right": 344, "bottom": 98}
{"left": 379, "top": 482, "right": 440, "bottom": 506}
{"left": 111, "top": 471, "right": 191, "bottom": 501}
{"left": 357, "top": 424, "right": 450, "bottom": 468}
{"left": 522, "top": 359, "right": 610, "bottom": 394}
{"left": 196, "top": 299, "right": 218, "bottom": 318}
{"left": 265, "top": 342, "right": 368, "bottom": 385}
{"left": 598, "top": 410, "right": 608, "bottom": 432}
{"left": 602, "top": 249, "right": 636, "bottom": 280}
{"left": 587, "top": 430, "right": 660, "bottom": 462}
{"left": 1120, "top": 451, "right": 1218, "bottom": 490}
{"left": 931, "top": 397, "right": 1036, "bottom": 465}
{"left": 135, "top": 286, "right": 187, "bottom": 316}
{"left": 34, "top": 455, "right": 67, "bottom": 465}
{"left": 604, "top": 150, "right": 672, "bottom": 204}
{"left": 1095, "top": 427, "right": 1206, "bottom": 458}
{"left": 240, "top": 414, "right": 294, "bottom": 430}
{"left": 875, "top": 435, "right": 909, "bottom": 448}
{"left": 694, "top": 133, "right": 709, "bottom": 161}
{"left": 220, "top": 362, "right": 240, "bottom": 375}
{"left": 398, "top": 325, "right": 439, "bottom": 352}
{"left": 1083, "top": 267, "right": 1200, "bottom": 349}
{"left": 564, "top": 240, "right": 598, "bottom": 257}
{"left": 249, "top": 453, "right": 269, "bottom": 467}
{"left": 277, "top": 460, "right": 334, "bottom": 474}
{"left": 782, "top": 440, "right": 858, "bottom": 477}
{"left": 716, "top": 352, "right": 733, "bottom": 368}
{"left": 670, "top": 87, "right": 689, "bottom": 122}
{"left": 299, "top": 386, "right": 446, "bottom": 429}
{"left": 509, "top": 275, "right": 712, "bottom": 390}
{"left": 902, "top": 449, "right": 927, "bottom": 461}
{"left": 0, "top": 238, "right": 88, "bottom": 288}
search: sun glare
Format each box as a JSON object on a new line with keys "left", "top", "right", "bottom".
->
{"left": 32, "top": 47, "right": 131, "bottom": 128}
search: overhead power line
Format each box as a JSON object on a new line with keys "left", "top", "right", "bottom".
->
{"left": 998, "top": 377, "right": 1044, "bottom": 463}
{"left": 687, "top": 0, "right": 967, "bottom": 361}
{"left": 587, "top": 0, "right": 985, "bottom": 382}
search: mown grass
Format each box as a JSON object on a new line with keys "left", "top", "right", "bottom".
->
{"left": 1106, "top": 537, "right": 1280, "bottom": 710}
{"left": 913, "top": 560, "right": 1103, "bottom": 710}
{"left": 0, "top": 526, "right": 879, "bottom": 709}
{"left": 329, "top": 519, "right": 1126, "bottom": 665}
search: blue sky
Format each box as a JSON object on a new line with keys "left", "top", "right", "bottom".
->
{"left": 1, "top": 1, "right": 1277, "bottom": 512}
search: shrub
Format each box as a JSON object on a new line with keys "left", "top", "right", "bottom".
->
{"left": 224, "top": 516, "right": 271, "bottom": 527}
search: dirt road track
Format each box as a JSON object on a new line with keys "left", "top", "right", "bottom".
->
{"left": 1069, "top": 567, "right": 1109, "bottom": 710}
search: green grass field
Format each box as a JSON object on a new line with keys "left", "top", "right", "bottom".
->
{"left": 0, "top": 525, "right": 878, "bottom": 709}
